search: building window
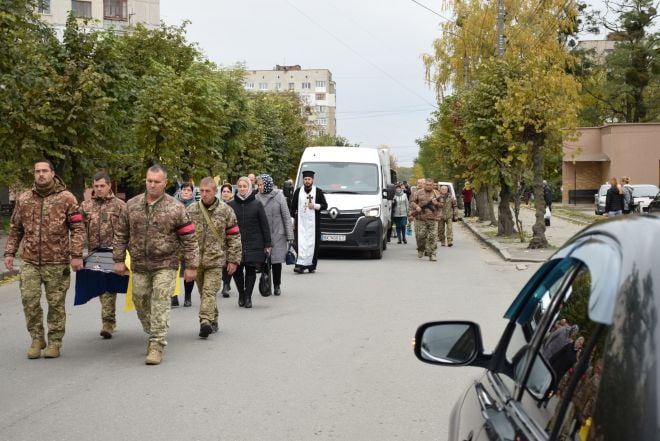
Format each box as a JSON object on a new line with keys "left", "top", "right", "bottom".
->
{"left": 316, "top": 105, "right": 326, "bottom": 113}
{"left": 317, "top": 118, "right": 327, "bottom": 126}
{"left": 259, "top": 83, "right": 268, "bottom": 90}
{"left": 275, "top": 82, "right": 282, "bottom": 90}
{"left": 104, "top": 0, "right": 128, "bottom": 20}
{"left": 315, "top": 93, "right": 326, "bottom": 101}
{"left": 38, "top": 0, "right": 51, "bottom": 14}
{"left": 71, "top": 0, "right": 92, "bottom": 18}
{"left": 244, "top": 82, "right": 254, "bottom": 89}
{"left": 302, "top": 82, "right": 311, "bottom": 89}
{"left": 316, "top": 80, "right": 326, "bottom": 88}
{"left": 288, "top": 82, "right": 295, "bottom": 90}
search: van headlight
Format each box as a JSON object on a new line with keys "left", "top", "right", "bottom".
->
{"left": 362, "top": 205, "right": 380, "bottom": 217}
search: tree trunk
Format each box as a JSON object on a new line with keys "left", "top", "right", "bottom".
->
{"left": 528, "top": 133, "right": 549, "bottom": 249}
{"left": 486, "top": 185, "right": 497, "bottom": 226}
{"left": 513, "top": 179, "right": 525, "bottom": 243}
{"left": 476, "top": 186, "right": 490, "bottom": 222}
{"left": 497, "top": 178, "right": 514, "bottom": 236}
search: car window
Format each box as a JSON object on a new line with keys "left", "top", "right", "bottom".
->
{"left": 632, "top": 185, "right": 659, "bottom": 198}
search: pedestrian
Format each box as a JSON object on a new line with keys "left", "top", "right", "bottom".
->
{"left": 520, "top": 181, "right": 532, "bottom": 206}
{"left": 410, "top": 178, "right": 440, "bottom": 261}
{"left": 187, "top": 177, "right": 242, "bottom": 337}
{"left": 543, "top": 180, "right": 553, "bottom": 212}
{"left": 256, "top": 174, "right": 294, "bottom": 296}
{"left": 80, "top": 171, "right": 126, "bottom": 339}
{"left": 290, "top": 170, "right": 328, "bottom": 273}
{"left": 228, "top": 176, "right": 272, "bottom": 308}
{"left": 412, "top": 178, "right": 426, "bottom": 239}
{"left": 172, "top": 182, "right": 196, "bottom": 307}
{"left": 622, "top": 176, "right": 634, "bottom": 214}
{"left": 542, "top": 323, "right": 579, "bottom": 361}
{"left": 392, "top": 184, "right": 409, "bottom": 244}
{"left": 247, "top": 173, "right": 258, "bottom": 194}
{"left": 219, "top": 183, "right": 235, "bottom": 297}
{"left": 436, "top": 185, "right": 459, "bottom": 247}
{"left": 604, "top": 177, "right": 624, "bottom": 217}
{"left": 112, "top": 165, "right": 199, "bottom": 365}
{"left": 402, "top": 180, "right": 412, "bottom": 199}
{"left": 4, "top": 160, "right": 85, "bottom": 359}
{"left": 461, "top": 182, "right": 473, "bottom": 217}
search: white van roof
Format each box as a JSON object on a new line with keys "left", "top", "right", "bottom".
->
{"left": 300, "top": 146, "right": 381, "bottom": 164}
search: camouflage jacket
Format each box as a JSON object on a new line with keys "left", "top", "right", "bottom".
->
{"left": 112, "top": 193, "right": 199, "bottom": 273}
{"left": 187, "top": 198, "right": 242, "bottom": 269}
{"left": 81, "top": 192, "right": 126, "bottom": 251}
{"left": 409, "top": 189, "right": 439, "bottom": 221}
{"left": 436, "top": 193, "right": 458, "bottom": 220}
{"left": 4, "top": 176, "right": 85, "bottom": 265}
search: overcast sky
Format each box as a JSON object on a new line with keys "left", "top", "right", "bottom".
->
{"left": 160, "top": 0, "right": 446, "bottom": 166}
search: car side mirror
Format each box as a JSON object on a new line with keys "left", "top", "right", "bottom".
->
{"left": 414, "top": 321, "right": 486, "bottom": 366}
{"left": 383, "top": 184, "right": 395, "bottom": 200}
{"left": 512, "top": 348, "right": 555, "bottom": 401}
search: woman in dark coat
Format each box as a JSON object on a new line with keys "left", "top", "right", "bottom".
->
{"left": 228, "top": 177, "right": 272, "bottom": 308}
{"left": 604, "top": 177, "right": 624, "bottom": 217}
{"left": 256, "top": 174, "right": 294, "bottom": 296}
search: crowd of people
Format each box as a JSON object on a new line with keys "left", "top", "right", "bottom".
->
{"left": 604, "top": 176, "right": 635, "bottom": 216}
{"left": 3, "top": 161, "right": 327, "bottom": 365}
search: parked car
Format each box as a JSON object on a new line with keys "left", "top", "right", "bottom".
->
{"left": 631, "top": 184, "right": 660, "bottom": 212}
{"left": 594, "top": 184, "right": 609, "bottom": 214}
{"left": 413, "top": 214, "right": 660, "bottom": 441}
{"left": 648, "top": 191, "right": 660, "bottom": 214}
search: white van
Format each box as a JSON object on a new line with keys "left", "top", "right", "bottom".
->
{"left": 294, "top": 146, "right": 395, "bottom": 259}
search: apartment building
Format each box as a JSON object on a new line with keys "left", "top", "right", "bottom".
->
{"left": 244, "top": 65, "right": 337, "bottom": 137}
{"left": 38, "top": 0, "right": 160, "bottom": 35}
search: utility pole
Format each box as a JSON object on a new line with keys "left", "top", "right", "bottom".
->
{"left": 497, "top": 0, "right": 505, "bottom": 57}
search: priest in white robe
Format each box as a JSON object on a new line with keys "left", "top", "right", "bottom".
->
{"left": 290, "top": 170, "right": 328, "bottom": 273}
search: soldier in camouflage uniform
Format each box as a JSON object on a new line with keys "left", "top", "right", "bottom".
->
{"left": 187, "top": 177, "right": 242, "bottom": 338}
{"left": 411, "top": 178, "right": 426, "bottom": 238}
{"left": 409, "top": 178, "right": 440, "bottom": 261}
{"left": 80, "top": 172, "right": 126, "bottom": 339}
{"left": 436, "top": 185, "right": 459, "bottom": 247}
{"left": 113, "top": 165, "right": 199, "bottom": 365}
{"left": 3, "top": 160, "right": 85, "bottom": 359}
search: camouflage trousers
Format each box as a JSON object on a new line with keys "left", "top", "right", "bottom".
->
{"left": 197, "top": 267, "right": 221, "bottom": 324}
{"left": 416, "top": 220, "right": 438, "bottom": 256}
{"left": 99, "top": 292, "right": 117, "bottom": 325}
{"left": 437, "top": 218, "right": 453, "bottom": 245}
{"left": 19, "top": 262, "right": 70, "bottom": 344}
{"left": 131, "top": 269, "right": 177, "bottom": 347}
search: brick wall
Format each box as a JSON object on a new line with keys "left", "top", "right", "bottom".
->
{"left": 562, "top": 162, "right": 605, "bottom": 203}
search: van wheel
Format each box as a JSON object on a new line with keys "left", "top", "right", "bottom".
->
{"left": 371, "top": 242, "right": 383, "bottom": 259}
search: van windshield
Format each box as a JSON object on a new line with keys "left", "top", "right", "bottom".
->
{"left": 298, "top": 162, "right": 379, "bottom": 194}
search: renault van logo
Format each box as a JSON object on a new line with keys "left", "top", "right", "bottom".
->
{"left": 329, "top": 207, "right": 339, "bottom": 219}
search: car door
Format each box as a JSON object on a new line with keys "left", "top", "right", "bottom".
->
{"left": 456, "top": 235, "right": 619, "bottom": 441}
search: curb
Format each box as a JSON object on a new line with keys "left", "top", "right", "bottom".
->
{"left": 461, "top": 219, "right": 547, "bottom": 263}
{"left": 521, "top": 206, "right": 592, "bottom": 226}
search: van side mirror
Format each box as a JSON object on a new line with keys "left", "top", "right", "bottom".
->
{"left": 512, "top": 347, "right": 555, "bottom": 401}
{"left": 414, "top": 321, "right": 488, "bottom": 367}
{"left": 383, "top": 184, "right": 395, "bottom": 200}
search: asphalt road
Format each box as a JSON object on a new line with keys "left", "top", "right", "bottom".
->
{"left": 0, "top": 225, "right": 540, "bottom": 441}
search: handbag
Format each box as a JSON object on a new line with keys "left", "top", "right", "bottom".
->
{"left": 259, "top": 252, "right": 272, "bottom": 297}
{"left": 285, "top": 243, "right": 297, "bottom": 265}
{"left": 84, "top": 247, "right": 115, "bottom": 272}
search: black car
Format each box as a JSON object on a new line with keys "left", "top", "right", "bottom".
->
{"left": 414, "top": 215, "right": 660, "bottom": 441}
{"left": 648, "top": 191, "right": 660, "bottom": 214}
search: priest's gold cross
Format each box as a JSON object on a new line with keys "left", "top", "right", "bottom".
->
{"left": 306, "top": 193, "right": 314, "bottom": 211}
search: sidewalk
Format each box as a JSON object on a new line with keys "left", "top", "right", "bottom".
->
{"left": 462, "top": 205, "right": 590, "bottom": 263}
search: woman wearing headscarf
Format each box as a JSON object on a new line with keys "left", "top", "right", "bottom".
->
{"left": 256, "top": 174, "right": 294, "bottom": 296}
{"left": 220, "top": 183, "right": 234, "bottom": 298}
{"left": 228, "top": 177, "right": 272, "bottom": 308}
{"left": 172, "top": 182, "right": 196, "bottom": 307}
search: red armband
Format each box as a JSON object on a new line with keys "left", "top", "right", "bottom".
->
{"left": 226, "top": 225, "right": 240, "bottom": 235}
{"left": 176, "top": 221, "right": 195, "bottom": 235}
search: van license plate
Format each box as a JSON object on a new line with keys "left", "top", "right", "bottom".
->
{"left": 322, "top": 234, "right": 346, "bottom": 242}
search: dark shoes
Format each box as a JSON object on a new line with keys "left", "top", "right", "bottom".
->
{"left": 211, "top": 322, "right": 219, "bottom": 333}
{"left": 293, "top": 266, "right": 304, "bottom": 274}
{"left": 199, "top": 321, "right": 213, "bottom": 339}
{"left": 221, "top": 284, "right": 231, "bottom": 298}
{"left": 171, "top": 296, "right": 180, "bottom": 307}
{"left": 244, "top": 297, "right": 252, "bottom": 308}
{"left": 183, "top": 300, "right": 192, "bottom": 307}
{"left": 274, "top": 286, "right": 281, "bottom": 296}
{"left": 448, "top": 243, "right": 454, "bottom": 247}
{"left": 308, "top": 268, "right": 315, "bottom": 273}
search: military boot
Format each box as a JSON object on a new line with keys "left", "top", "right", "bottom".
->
{"left": 100, "top": 323, "right": 114, "bottom": 339}
{"left": 44, "top": 342, "right": 61, "bottom": 359}
{"left": 199, "top": 320, "right": 213, "bottom": 339}
{"left": 417, "top": 250, "right": 424, "bottom": 259}
{"left": 27, "top": 339, "right": 46, "bottom": 359}
{"left": 430, "top": 254, "right": 437, "bottom": 262}
{"left": 145, "top": 343, "right": 163, "bottom": 365}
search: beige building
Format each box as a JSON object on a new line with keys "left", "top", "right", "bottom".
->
{"left": 244, "top": 65, "right": 337, "bottom": 137}
{"left": 38, "top": 0, "right": 160, "bottom": 35}
{"left": 574, "top": 39, "right": 616, "bottom": 62}
{"left": 562, "top": 123, "right": 660, "bottom": 203}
